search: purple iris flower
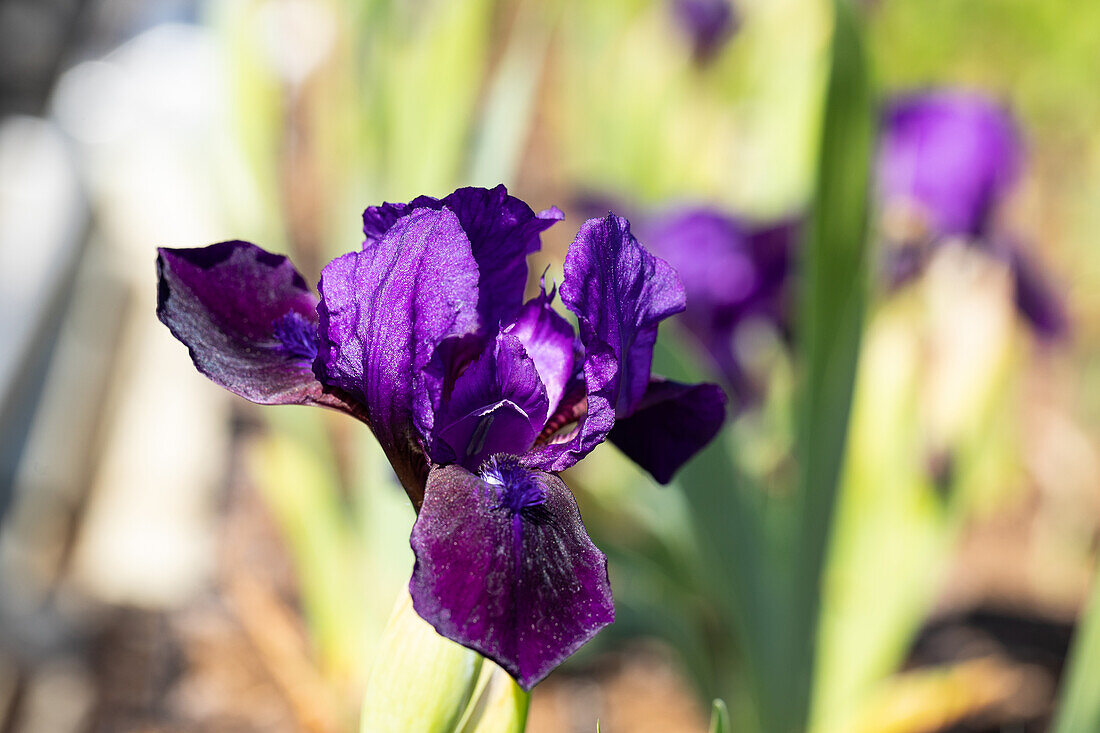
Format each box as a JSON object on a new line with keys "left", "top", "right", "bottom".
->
{"left": 878, "top": 91, "right": 1022, "bottom": 243}
{"left": 644, "top": 208, "right": 798, "bottom": 408}
{"left": 671, "top": 0, "right": 739, "bottom": 63}
{"left": 877, "top": 90, "right": 1068, "bottom": 338}
{"left": 156, "top": 185, "right": 726, "bottom": 689}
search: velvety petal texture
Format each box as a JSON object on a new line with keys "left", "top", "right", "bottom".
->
{"left": 158, "top": 188, "right": 734, "bottom": 692}
{"left": 409, "top": 460, "right": 614, "bottom": 690}
{"left": 524, "top": 214, "right": 687, "bottom": 472}
{"left": 156, "top": 241, "right": 326, "bottom": 405}
{"left": 608, "top": 379, "right": 728, "bottom": 484}
{"left": 878, "top": 91, "right": 1021, "bottom": 241}
{"left": 431, "top": 334, "right": 549, "bottom": 470}
{"left": 361, "top": 185, "right": 563, "bottom": 334}
{"left": 502, "top": 282, "right": 577, "bottom": 415}
{"left": 316, "top": 208, "right": 480, "bottom": 500}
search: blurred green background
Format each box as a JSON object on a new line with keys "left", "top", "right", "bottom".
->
{"left": 1, "top": 0, "right": 1098, "bottom": 731}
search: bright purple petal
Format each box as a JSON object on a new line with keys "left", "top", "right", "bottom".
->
{"left": 361, "top": 185, "right": 563, "bottom": 334}
{"left": 608, "top": 378, "right": 727, "bottom": 484}
{"left": 431, "top": 334, "right": 549, "bottom": 470}
{"left": 316, "top": 208, "right": 480, "bottom": 503}
{"left": 502, "top": 281, "right": 577, "bottom": 414}
{"left": 523, "top": 214, "right": 685, "bottom": 472}
{"left": 567, "top": 214, "right": 686, "bottom": 415}
{"left": 878, "top": 91, "right": 1022, "bottom": 241}
{"left": 156, "top": 241, "right": 329, "bottom": 406}
{"left": 409, "top": 459, "right": 614, "bottom": 690}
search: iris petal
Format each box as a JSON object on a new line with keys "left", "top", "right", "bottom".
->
{"left": 361, "top": 185, "right": 563, "bottom": 335}
{"left": 502, "top": 282, "right": 576, "bottom": 415}
{"left": 524, "top": 214, "right": 685, "bottom": 472}
{"left": 995, "top": 238, "right": 1070, "bottom": 340}
{"left": 316, "top": 208, "right": 480, "bottom": 503}
{"left": 431, "top": 334, "right": 549, "bottom": 470}
{"left": 156, "top": 241, "right": 330, "bottom": 406}
{"left": 409, "top": 461, "right": 614, "bottom": 691}
{"left": 878, "top": 91, "right": 1021, "bottom": 240}
{"left": 608, "top": 378, "right": 727, "bottom": 484}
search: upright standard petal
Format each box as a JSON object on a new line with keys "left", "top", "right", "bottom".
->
{"left": 362, "top": 185, "right": 563, "bottom": 334}
{"left": 409, "top": 460, "right": 614, "bottom": 691}
{"left": 156, "top": 241, "right": 327, "bottom": 406}
{"left": 502, "top": 282, "right": 576, "bottom": 415}
{"left": 608, "top": 378, "right": 727, "bottom": 484}
{"left": 431, "top": 334, "right": 550, "bottom": 471}
{"left": 878, "top": 91, "right": 1021, "bottom": 241}
{"left": 316, "top": 208, "right": 480, "bottom": 502}
{"left": 524, "top": 215, "right": 686, "bottom": 472}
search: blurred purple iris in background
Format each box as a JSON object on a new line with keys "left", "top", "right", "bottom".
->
{"left": 645, "top": 210, "right": 798, "bottom": 409}
{"left": 878, "top": 90, "right": 1068, "bottom": 338}
{"left": 156, "top": 185, "right": 726, "bottom": 689}
{"left": 671, "top": 0, "right": 739, "bottom": 63}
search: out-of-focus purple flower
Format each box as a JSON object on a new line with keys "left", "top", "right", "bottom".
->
{"left": 671, "top": 0, "right": 739, "bottom": 63}
{"left": 878, "top": 91, "right": 1021, "bottom": 243}
{"left": 156, "top": 185, "right": 726, "bottom": 689}
{"left": 645, "top": 208, "right": 799, "bottom": 408}
{"left": 877, "top": 90, "right": 1068, "bottom": 338}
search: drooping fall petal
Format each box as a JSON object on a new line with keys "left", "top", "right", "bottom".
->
{"left": 156, "top": 241, "right": 327, "bottom": 406}
{"left": 409, "top": 460, "right": 614, "bottom": 691}
{"left": 608, "top": 378, "right": 727, "bottom": 484}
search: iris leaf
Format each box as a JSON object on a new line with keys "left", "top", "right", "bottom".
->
{"left": 1051, "top": 569, "right": 1100, "bottom": 733}
{"left": 788, "top": 0, "right": 874, "bottom": 729}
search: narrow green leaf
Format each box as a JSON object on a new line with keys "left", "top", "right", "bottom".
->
{"left": 1052, "top": 571, "right": 1100, "bottom": 733}
{"left": 788, "top": 0, "right": 875, "bottom": 729}
{"left": 709, "top": 699, "right": 731, "bottom": 733}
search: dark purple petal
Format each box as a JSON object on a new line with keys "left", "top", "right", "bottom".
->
{"left": 608, "top": 378, "right": 727, "bottom": 484}
{"left": 671, "top": 0, "right": 738, "bottom": 63}
{"left": 316, "top": 208, "right": 480, "bottom": 503}
{"left": 409, "top": 459, "right": 614, "bottom": 690}
{"left": 523, "top": 214, "right": 685, "bottom": 472}
{"left": 878, "top": 91, "right": 1022, "bottom": 241}
{"left": 156, "top": 241, "right": 328, "bottom": 406}
{"left": 431, "top": 334, "right": 550, "bottom": 470}
{"left": 362, "top": 185, "right": 563, "bottom": 334}
{"left": 994, "top": 239, "right": 1070, "bottom": 340}
{"left": 644, "top": 209, "right": 797, "bottom": 406}
{"left": 502, "top": 281, "right": 577, "bottom": 414}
